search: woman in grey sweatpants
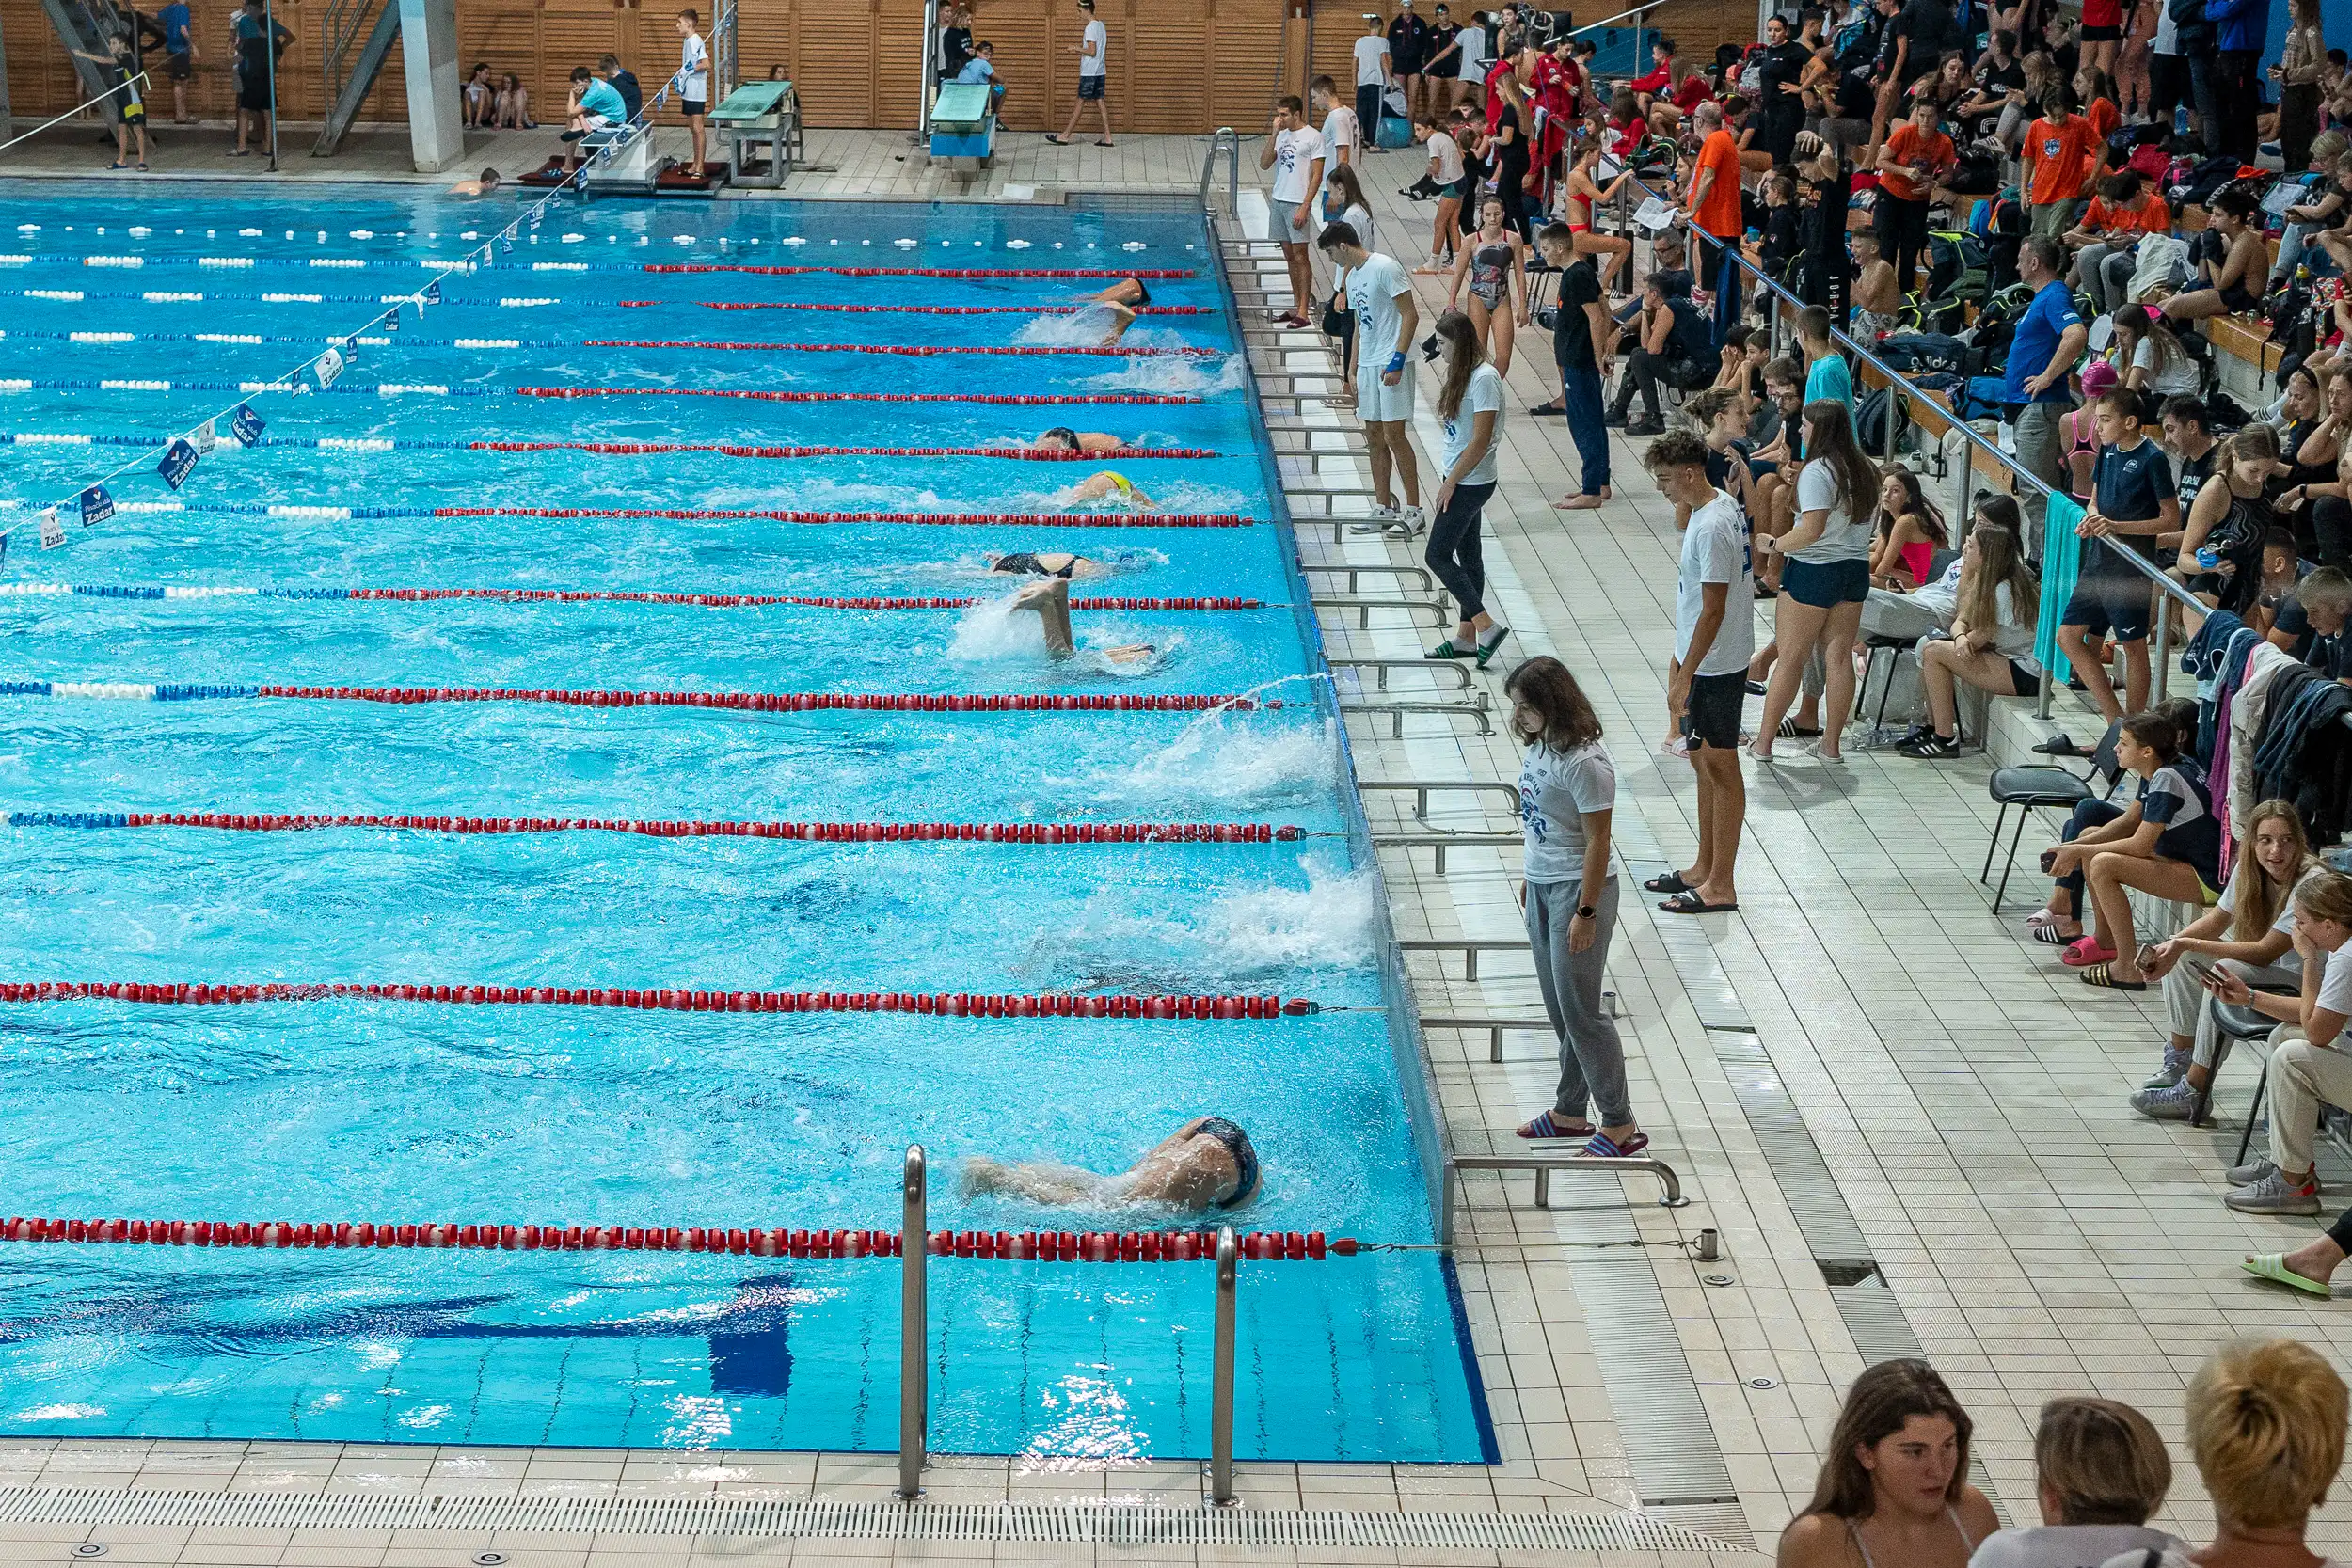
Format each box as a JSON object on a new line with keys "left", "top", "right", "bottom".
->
{"left": 1504, "top": 657, "right": 1644, "bottom": 1157}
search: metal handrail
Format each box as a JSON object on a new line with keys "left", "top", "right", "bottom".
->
{"left": 1420, "top": 1013, "right": 1558, "bottom": 1062}
{"left": 1565, "top": 0, "right": 1668, "bottom": 36}
{"left": 1199, "top": 127, "right": 1242, "bottom": 217}
{"left": 1442, "top": 1153, "right": 1689, "bottom": 1245}
{"left": 1357, "top": 779, "right": 1524, "bottom": 819}
{"left": 1396, "top": 937, "right": 1529, "bottom": 981}
{"left": 1611, "top": 166, "right": 2213, "bottom": 720}
{"left": 1329, "top": 657, "right": 1476, "bottom": 691}
{"left": 898, "top": 1146, "right": 926, "bottom": 1499}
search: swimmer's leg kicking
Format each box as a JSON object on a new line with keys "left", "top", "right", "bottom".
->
{"left": 1009, "top": 577, "right": 1155, "bottom": 664}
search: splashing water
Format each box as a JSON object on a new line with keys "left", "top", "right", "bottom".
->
{"left": 1080, "top": 355, "right": 1247, "bottom": 396}
{"left": 1015, "top": 858, "right": 1379, "bottom": 992}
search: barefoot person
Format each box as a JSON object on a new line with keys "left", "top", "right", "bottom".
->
{"left": 961, "top": 1117, "right": 1261, "bottom": 1210}
{"left": 1322, "top": 220, "right": 1424, "bottom": 536}
{"left": 1645, "top": 429, "right": 1751, "bottom": 916}
{"left": 676, "top": 8, "right": 710, "bottom": 178}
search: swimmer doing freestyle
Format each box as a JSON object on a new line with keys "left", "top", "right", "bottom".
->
{"left": 1059, "top": 471, "right": 1156, "bottom": 509}
{"left": 1024, "top": 426, "right": 1126, "bottom": 453}
{"left": 1009, "top": 576, "right": 1153, "bottom": 664}
{"left": 961, "top": 1117, "right": 1260, "bottom": 1210}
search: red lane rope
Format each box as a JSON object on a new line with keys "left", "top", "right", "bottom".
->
{"left": 345, "top": 590, "right": 1263, "bottom": 610}
{"left": 511, "top": 388, "right": 1202, "bottom": 406}
{"left": 642, "top": 266, "right": 1196, "bottom": 278}
{"left": 248, "top": 686, "right": 1280, "bottom": 712}
{"left": 115, "top": 813, "right": 1303, "bottom": 843}
{"left": 614, "top": 302, "right": 1216, "bottom": 316}
{"left": 0, "top": 1217, "right": 1360, "bottom": 1260}
{"left": 582, "top": 340, "right": 1222, "bottom": 358}
{"left": 433, "top": 506, "right": 1253, "bottom": 528}
{"left": 0, "top": 981, "right": 1315, "bottom": 1019}
{"left": 464, "top": 441, "right": 1210, "bottom": 461}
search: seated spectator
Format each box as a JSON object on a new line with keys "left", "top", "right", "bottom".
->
{"left": 1866, "top": 493, "right": 2022, "bottom": 644}
{"left": 1773, "top": 1359, "right": 1998, "bottom": 1568}
{"left": 494, "top": 71, "right": 532, "bottom": 128}
{"left": 2270, "top": 141, "right": 2352, "bottom": 290}
{"left": 1603, "top": 270, "right": 1713, "bottom": 436}
{"left": 1850, "top": 230, "right": 1903, "bottom": 339}
{"left": 1898, "top": 515, "right": 2039, "bottom": 757}
{"left": 2281, "top": 422, "right": 2352, "bottom": 572}
{"left": 1867, "top": 466, "right": 1949, "bottom": 590}
{"left": 598, "top": 52, "right": 642, "bottom": 122}
{"left": 2174, "top": 425, "right": 2279, "bottom": 613}
{"left": 1965, "top": 1397, "right": 2180, "bottom": 1568}
{"left": 2204, "top": 872, "right": 2352, "bottom": 1217}
{"left": 2265, "top": 563, "right": 2352, "bottom": 675}
{"left": 2130, "top": 799, "right": 2325, "bottom": 1122}
{"left": 559, "top": 65, "right": 624, "bottom": 172}
{"left": 954, "top": 40, "right": 997, "bottom": 85}
{"left": 2106, "top": 303, "right": 2198, "bottom": 398}
{"left": 2065, "top": 171, "right": 2173, "bottom": 317}
{"left": 464, "top": 61, "right": 494, "bottom": 128}
{"left": 1952, "top": 29, "right": 2025, "bottom": 144}
{"left": 2119, "top": 1340, "right": 2348, "bottom": 1553}
{"left": 2163, "top": 184, "right": 2265, "bottom": 324}
{"left": 2249, "top": 526, "right": 2309, "bottom": 637}
{"left": 2030, "top": 703, "right": 2218, "bottom": 987}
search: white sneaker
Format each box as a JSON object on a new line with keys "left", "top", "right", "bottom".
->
{"left": 1383, "top": 506, "right": 1425, "bottom": 539}
{"left": 1349, "top": 503, "right": 1400, "bottom": 534}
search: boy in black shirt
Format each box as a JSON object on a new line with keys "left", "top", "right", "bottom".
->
{"left": 1535, "top": 221, "right": 1614, "bottom": 507}
{"left": 2060, "top": 388, "right": 2180, "bottom": 722}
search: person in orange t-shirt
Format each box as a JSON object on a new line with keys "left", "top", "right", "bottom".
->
{"left": 1873, "top": 97, "right": 1957, "bottom": 293}
{"left": 1683, "top": 101, "right": 1743, "bottom": 346}
{"left": 2062, "top": 166, "right": 2175, "bottom": 313}
{"left": 2023, "top": 86, "right": 2097, "bottom": 240}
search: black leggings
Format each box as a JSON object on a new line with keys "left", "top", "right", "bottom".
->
{"left": 1426, "top": 481, "right": 1497, "bottom": 621}
{"left": 2313, "top": 494, "right": 2352, "bottom": 572}
{"left": 1874, "top": 193, "right": 1931, "bottom": 296}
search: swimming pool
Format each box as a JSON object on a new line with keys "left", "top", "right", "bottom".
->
{"left": 0, "top": 183, "right": 1489, "bottom": 1465}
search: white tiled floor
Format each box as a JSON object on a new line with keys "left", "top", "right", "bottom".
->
{"left": 6, "top": 125, "right": 2351, "bottom": 1564}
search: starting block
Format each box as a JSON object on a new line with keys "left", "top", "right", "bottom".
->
{"left": 928, "top": 81, "right": 999, "bottom": 170}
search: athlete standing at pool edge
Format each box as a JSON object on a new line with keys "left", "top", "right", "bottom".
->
{"left": 677, "top": 8, "right": 709, "bottom": 180}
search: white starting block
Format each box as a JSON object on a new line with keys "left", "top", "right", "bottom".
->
{"left": 579, "top": 120, "right": 664, "bottom": 196}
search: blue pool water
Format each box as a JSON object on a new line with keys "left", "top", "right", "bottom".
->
{"left": 0, "top": 184, "right": 1487, "bottom": 1464}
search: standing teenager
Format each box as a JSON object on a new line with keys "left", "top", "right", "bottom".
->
{"left": 1506, "top": 657, "right": 1642, "bottom": 1158}
{"left": 676, "top": 9, "right": 709, "bottom": 179}
{"left": 1259, "top": 97, "right": 1324, "bottom": 328}
{"left": 1422, "top": 309, "right": 1510, "bottom": 665}
{"left": 1646, "top": 429, "right": 1752, "bottom": 916}
{"left": 1322, "top": 222, "right": 1424, "bottom": 535}
{"left": 1047, "top": 0, "right": 1112, "bottom": 146}
{"left": 1535, "top": 220, "right": 1613, "bottom": 509}
{"left": 1752, "top": 400, "right": 1878, "bottom": 764}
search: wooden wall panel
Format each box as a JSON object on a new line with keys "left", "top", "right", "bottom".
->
{"left": 0, "top": 0, "right": 1748, "bottom": 134}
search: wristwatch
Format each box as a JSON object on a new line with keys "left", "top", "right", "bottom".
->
{"left": 1576, "top": 904, "right": 1597, "bottom": 919}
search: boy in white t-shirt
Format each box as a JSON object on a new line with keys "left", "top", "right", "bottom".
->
{"left": 1647, "top": 428, "right": 1751, "bottom": 917}
{"left": 1309, "top": 74, "right": 1358, "bottom": 168}
{"left": 1258, "top": 94, "right": 1325, "bottom": 328}
{"left": 675, "top": 8, "right": 709, "bottom": 178}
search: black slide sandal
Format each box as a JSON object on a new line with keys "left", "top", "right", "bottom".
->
{"left": 1642, "top": 871, "right": 1691, "bottom": 895}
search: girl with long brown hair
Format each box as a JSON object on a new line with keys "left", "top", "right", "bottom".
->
{"left": 1422, "top": 309, "right": 1511, "bottom": 667}
{"left": 1866, "top": 465, "right": 1951, "bottom": 591}
{"left": 2129, "top": 800, "right": 2322, "bottom": 1124}
{"left": 1751, "top": 399, "right": 1879, "bottom": 763}
{"left": 1503, "top": 656, "right": 1639, "bottom": 1155}
{"left": 1899, "top": 511, "right": 2038, "bottom": 758}
{"left": 1776, "top": 1360, "right": 1998, "bottom": 1568}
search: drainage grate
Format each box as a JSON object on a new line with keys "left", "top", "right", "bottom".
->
{"left": 0, "top": 1486, "right": 1747, "bottom": 1551}
{"left": 1063, "top": 191, "right": 1206, "bottom": 213}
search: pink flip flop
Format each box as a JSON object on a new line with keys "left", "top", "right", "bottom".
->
{"left": 2060, "top": 935, "right": 2119, "bottom": 968}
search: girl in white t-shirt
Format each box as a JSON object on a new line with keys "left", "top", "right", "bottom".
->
{"left": 1422, "top": 309, "right": 1510, "bottom": 666}
{"left": 1751, "top": 398, "right": 1879, "bottom": 762}
{"left": 1412, "top": 114, "right": 1468, "bottom": 271}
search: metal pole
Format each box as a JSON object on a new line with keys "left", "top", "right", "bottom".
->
{"left": 1210, "top": 1226, "right": 1237, "bottom": 1507}
{"left": 898, "top": 1145, "right": 927, "bottom": 1500}
{"left": 264, "top": 0, "right": 278, "bottom": 171}
{"left": 915, "top": 0, "right": 940, "bottom": 142}
{"left": 2153, "top": 585, "right": 2172, "bottom": 703}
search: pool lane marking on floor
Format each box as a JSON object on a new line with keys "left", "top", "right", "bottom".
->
{"left": 0, "top": 683, "right": 1287, "bottom": 713}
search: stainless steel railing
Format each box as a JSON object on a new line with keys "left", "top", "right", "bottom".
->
{"left": 1442, "top": 1153, "right": 1689, "bottom": 1246}
{"left": 1199, "top": 128, "right": 1242, "bottom": 217}
{"left": 898, "top": 1145, "right": 927, "bottom": 1499}
{"left": 1606, "top": 167, "right": 2216, "bottom": 720}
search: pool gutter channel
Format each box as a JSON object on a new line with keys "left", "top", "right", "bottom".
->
{"left": 1216, "top": 223, "right": 1765, "bottom": 1543}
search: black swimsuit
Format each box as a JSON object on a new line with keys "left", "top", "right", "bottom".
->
{"left": 990, "top": 552, "right": 1074, "bottom": 578}
{"left": 1194, "top": 1117, "right": 1260, "bottom": 1208}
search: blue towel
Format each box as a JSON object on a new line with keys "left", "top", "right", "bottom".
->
{"left": 2034, "top": 491, "right": 2086, "bottom": 685}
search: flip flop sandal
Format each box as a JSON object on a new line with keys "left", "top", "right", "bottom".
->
{"left": 1425, "top": 638, "right": 1474, "bottom": 659}
{"left": 1527, "top": 399, "right": 1566, "bottom": 415}
{"left": 1659, "top": 892, "right": 1739, "bottom": 915}
{"left": 2060, "top": 935, "right": 2119, "bottom": 968}
{"left": 2024, "top": 906, "right": 2064, "bottom": 929}
{"left": 1777, "top": 719, "right": 1822, "bottom": 738}
{"left": 2030, "top": 923, "right": 2080, "bottom": 945}
{"left": 1642, "top": 871, "right": 1691, "bottom": 894}
{"left": 1474, "top": 626, "right": 1512, "bottom": 668}
{"left": 1581, "top": 1130, "right": 1650, "bottom": 1158}
{"left": 1044, "top": 134, "right": 1069, "bottom": 144}
{"left": 2079, "top": 962, "right": 2149, "bottom": 990}
{"left": 2243, "top": 1253, "right": 2334, "bottom": 1297}
{"left": 1516, "top": 1111, "right": 1597, "bottom": 1140}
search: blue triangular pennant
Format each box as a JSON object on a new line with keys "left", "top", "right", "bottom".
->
{"left": 423, "top": 277, "right": 443, "bottom": 306}
{"left": 230, "top": 402, "right": 266, "bottom": 447}
{"left": 156, "top": 437, "right": 199, "bottom": 490}
{"left": 79, "top": 484, "right": 113, "bottom": 527}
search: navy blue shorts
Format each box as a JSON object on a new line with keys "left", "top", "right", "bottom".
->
{"left": 1078, "top": 74, "right": 1105, "bottom": 100}
{"left": 1781, "top": 556, "right": 1868, "bottom": 608}
{"left": 2062, "top": 574, "right": 2153, "bottom": 643}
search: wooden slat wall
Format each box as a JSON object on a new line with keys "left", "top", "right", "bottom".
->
{"left": 0, "top": 0, "right": 1749, "bottom": 129}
